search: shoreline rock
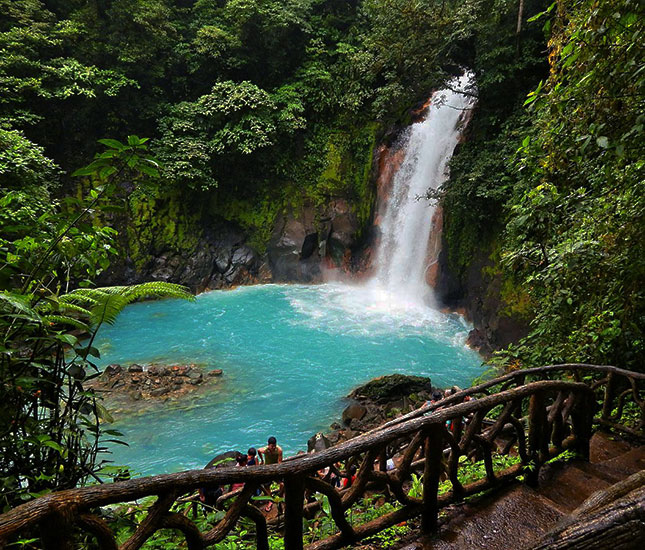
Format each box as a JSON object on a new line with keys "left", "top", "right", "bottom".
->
{"left": 88, "top": 362, "right": 223, "bottom": 406}
{"left": 321, "top": 374, "right": 445, "bottom": 447}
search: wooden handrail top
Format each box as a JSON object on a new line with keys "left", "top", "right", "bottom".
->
{"left": 377, "top": 363, "right": 644, "bottom": 431}
{"left": 0, "top": 379, "right": 594, "bottom": 537}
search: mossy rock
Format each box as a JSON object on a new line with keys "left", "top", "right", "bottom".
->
{"left": 349, "top": 374, "right": 432, "bottom": 404}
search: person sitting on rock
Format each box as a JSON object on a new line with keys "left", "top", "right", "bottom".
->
{"left": 199, "top": 485, "right": 223, "bottom": 510}
{"left": 420, "top": 390, "right": 443, "bottom": 410}
{"left": 247, "top": 447, "right": 258, "bottom": 466}
{"left": 342, "top": 464, "right": 357, "bottom": 488}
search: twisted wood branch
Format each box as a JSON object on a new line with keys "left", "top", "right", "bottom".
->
{"left": 160, "top": 513, "right": 203, "bottom": 550}
{"left": 0, "top": 376, "right": 621, "bottom": 550}
{"left": 203, "top": 483, "right": 256, "bottom": 544}
{"left": 77, "top": 513, "right": 118, "bottom": 550}
{"left": 121, "top": 491, "right": 178, "bottom": 550}
{"left": 306, "top": 477, "right": 354, "bottom": 542}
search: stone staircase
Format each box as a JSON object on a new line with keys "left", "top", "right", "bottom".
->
{"left": 402, "top": 432, "right": 644, "bottom": 550}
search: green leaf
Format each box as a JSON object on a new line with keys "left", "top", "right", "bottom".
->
{"left": 72, "top": 166, "right": 98, "bottom": 177}
{"left": 127, "top": 135, "right": 145, "bottom": 146}
{"left": 96, "top": 402, "right": 115, "bottom": 423}
{"left": 75, "top": 345, "right": 101, "bottom": 358}
{"left": 42, "top": 440, "right": 65, "bottom": 454}
{"left": 97, "top": 138, "right": 125, "bottom": 150}
{"left": 55, "top": 333, "right": 78, "bottom": 346}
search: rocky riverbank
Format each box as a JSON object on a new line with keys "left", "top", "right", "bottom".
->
{"left": 313, "top": 374, "right": 446, "bottom": 449}
{"left": 88, "top": 363, "right": 224, "bottom": 412}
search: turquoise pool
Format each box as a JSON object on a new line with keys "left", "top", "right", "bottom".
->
{"left": 94, "top": 283, "right": 482, "bottom": 476}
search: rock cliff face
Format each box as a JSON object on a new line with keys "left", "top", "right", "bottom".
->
{"left": 100, "top": 220, "right": 271, "bottom": 293}
{"left": 101, "top": 198, "right": 368, "bottom": 292}
{"left": 267, "top": 199, "right": 361, "bottom": 283}
{"left": 432, "top": 237, "right": 530, "bottom": 356}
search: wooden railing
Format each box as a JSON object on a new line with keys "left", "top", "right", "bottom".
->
{"left": 0, "top": 364, "right": 642, "bottom": 550}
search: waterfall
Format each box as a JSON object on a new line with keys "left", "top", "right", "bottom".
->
{"left": 371, "top": 73, "right": 476, "bottom": 308}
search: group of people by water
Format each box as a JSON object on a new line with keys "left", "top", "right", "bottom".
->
{"left": 420, "top": 386, "right": 474, "bottom": 433}
{"left": 198, "top": 386, "right": 474, "bottom": 514}
{"left": 199, "top": 436, "right": 283, "bottom": 512}
{"left": 198, "top": 433, "right": 364, "bottom": 514}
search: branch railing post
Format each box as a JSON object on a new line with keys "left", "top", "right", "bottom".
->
{"left": 1, "top": 366, "right": 642, "bottom": 550}
{"left": 526, "top": 391, "right": 546, "bottom": 486}
{"left": 571, "top": 391, "right": 595, "bottom": 460}
{"left": 421, "top": 423, "right": 444, "bottom": 534}
{"left": 379, "top": 448, "right": 387, "bottom": 472}
{"left": 283, "top": 474, "right": 305, "bottom": 550}
{"left": 601, "top": 372, "right": 616, "bottom": 421}
{"left": 40, "top": 509, "right": 74, "bottom": 550}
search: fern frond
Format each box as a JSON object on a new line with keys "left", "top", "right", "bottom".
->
{"left": 120, "top": 282, "right": 194, "bottom": 303}
{"left": 57, "top": 302, "right": 92, "bottom": 317}
{"left": 59, "top": 291, "right": 99, "bottom": 307}
{"left": 97, "top": 286, "right": 128, "bottom": 295}
{"left": 43, "top": 315, "right": 90, "bottom": 332}
{"left": 62, "top": 282, "right": 192, "bottom": 328}
{"left": 90, "top": 293, "right": 129, "bottom": 327}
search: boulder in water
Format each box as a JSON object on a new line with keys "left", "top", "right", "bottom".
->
{"left": 105, "top": 364, "right": 122, "bottom": 376}
{"left": 348, "top": 374, "right": 432, "bottom": 404}
{"left": 89, "top": 362, "right": 222, "bottom": 407}
{"left": 205, "top": 450, "right": 242, "bottom": 469}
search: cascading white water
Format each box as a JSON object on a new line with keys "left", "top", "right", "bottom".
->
{"left": 371, "top": 73, "right": 476, "bottom": 307}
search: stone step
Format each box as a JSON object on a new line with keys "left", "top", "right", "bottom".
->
{"left": 400, "top": 432, "right": 642, "bottom": 550}
{"left": 570, "top": 459, "right": 626, "bottom": 485}
{"left": 598, "top": 445, "right": 645, "bottom": 474}
{"left": 537, "top": 461, "right": 611, "bottom": 514}
{"left": 423, "top": 485, "right": 563, "bottom": 550}
{"left": 589, "top": 431, "right": 634, "bottom": 464}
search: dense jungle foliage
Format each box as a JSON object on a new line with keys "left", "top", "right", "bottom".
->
{"left": 443, "top": 0, "right": 644, "bottom": 370}
{"left": 0, "top": 0, "right": 643, "bottom": 516}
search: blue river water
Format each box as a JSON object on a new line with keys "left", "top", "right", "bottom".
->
{"left": 94, "top": 283, "right": 482, "bottom": 476}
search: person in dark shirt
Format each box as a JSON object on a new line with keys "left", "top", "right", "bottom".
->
{"left": 230, "top": 454, "right": 248, "bottom": 492}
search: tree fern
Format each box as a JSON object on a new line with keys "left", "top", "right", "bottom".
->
{"left": 42, "top": 315, "right": 90, "bottom": 332}
{"left": 61, "top": 282, "right": 193, "bottom": 328}
{"left": 59, "top": 289, "right": 100, "bottom": 306}
{"left": 55, "top": 301, "right": 93, "bottom": 317}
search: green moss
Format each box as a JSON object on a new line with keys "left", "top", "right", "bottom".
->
{"left": 309, "top": 122, "right": 379, "bottom": 239}
{"left": 209, "top": 192, "right": 282, "bottom": 255}
{"left": 482, "top": 246, "right": 533, "bottom": 319}
{"left": 499, "top": 277, "right": 532, "bottom": 318}
{"left": 123, "top": 121, "right": 380, "bottom": 265}
{"left": 126, "top": 190, "right": 202, "bottom": 270}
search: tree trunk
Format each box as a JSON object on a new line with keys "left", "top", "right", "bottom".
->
{"left": 516, "top": 0, "right": 525, "bottom": 56}
{"left": 531, "top": 482, "right": 645, "bottom": 549}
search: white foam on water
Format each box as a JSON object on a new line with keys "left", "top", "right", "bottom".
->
{"left": 294, "top": 74, "right": 477, "bottom": 346}
{"left": 287, "top": 282, "right": 467, "bottom": 349}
